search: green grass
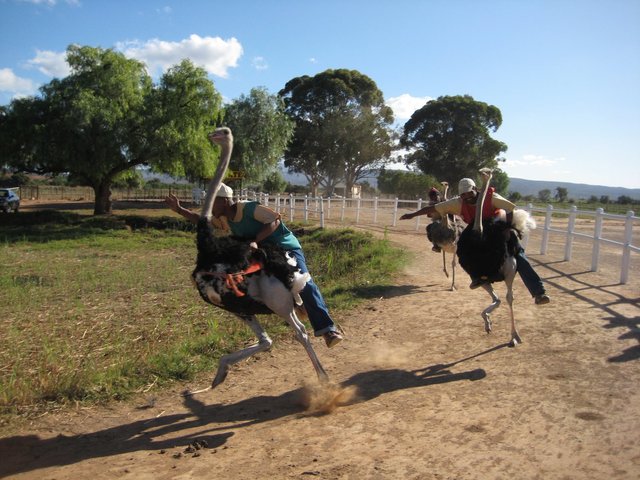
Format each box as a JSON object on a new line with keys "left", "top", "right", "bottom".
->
{"left": 0, "top": 210, "right": 407, "bottom": 423}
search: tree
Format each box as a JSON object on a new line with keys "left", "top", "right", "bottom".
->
{"left": 377, "top": 169, "right": 439, "bottom": 200}
{"left": 555, "top": 187, "right": 568, "bottom": 202}
{"left": 0, "top": 45, "right": 223, "bottom": 214}
{"left": 489, "top": 168, "right": 510, "bottom": 196}
{"left": 223, "top": 87, "right": 294, "bottom": 186}
{"left": 279, "top": 69, "right": 395, "bottom": 197}
{"left": 538, "top": 189, "right": 552, "bottom": 202}
{"left": 508, "top": 191, "right": 522, "bottom": 203}
{"left": 400, "top": 95, "right": 507, "bottom": 187}
{"left": 262, "top": 171, "right": 287, "bottom": 193}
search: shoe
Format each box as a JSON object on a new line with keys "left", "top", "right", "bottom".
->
{"left": 469, "top": 278, "right": 486, "bottom": 290}
{"left": 535, "top": 294, "right": 550, "bottom": 305}
{"left": 324, "top": 331, "right": 343, "bottom": 348}
{"left": 431, "top": 245, "right": 442, "bottom": 253}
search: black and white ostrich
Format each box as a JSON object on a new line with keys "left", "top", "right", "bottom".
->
{"left": 456, "top": 169, "right": 535, "bottom": 346}
{"left": 427, "top": 181, "right": 466, "bottom": 290}
{"left": 187, "top": 127, "right": 328, "bottom": 394}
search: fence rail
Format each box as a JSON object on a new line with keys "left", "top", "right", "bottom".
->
{"left": 242, "top": 192, "right": 638, "bottom": 285}
{"left": 17, "top": 186, "right": 638, "bottom": 285}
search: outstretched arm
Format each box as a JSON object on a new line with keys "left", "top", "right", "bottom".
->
{"left": 400, "top": 205, "right": 436, "bottom": 220}
{"left": 165, "top": 193, "right": 200, "bottom": 224}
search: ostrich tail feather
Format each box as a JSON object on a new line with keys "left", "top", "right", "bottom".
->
{"left": 513, "top": 209, "right": 536, "bottom": 234}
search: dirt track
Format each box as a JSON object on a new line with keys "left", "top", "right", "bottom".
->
{"left": 1, "top": 223, "right": 639, "bottom": 480}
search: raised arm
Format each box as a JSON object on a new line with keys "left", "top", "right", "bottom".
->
{"left": 165, "top": 193, "right": 200, "bottom": 224}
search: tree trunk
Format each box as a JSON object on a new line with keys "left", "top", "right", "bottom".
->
{"left": 93, "top": 182, "right": 113, "bottom": 215}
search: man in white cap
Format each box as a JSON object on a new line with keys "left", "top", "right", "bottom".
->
{"left": 165, "top": 184, "right": 344, "bottom": 347}
{"left": 400, "top": 177, "right": 550, "bottom": 305}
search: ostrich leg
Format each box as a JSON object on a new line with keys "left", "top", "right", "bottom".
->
{"left": 185, "top": 314, "right": 273, "bottom": 396}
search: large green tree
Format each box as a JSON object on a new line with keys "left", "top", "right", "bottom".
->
{"left": 0, "top": 45, "right": 223, "bottom": 214}
{"left": 222, "top": 87, "right": 294, "bottom": 187}
{"left": 279, "top": 69, "right": 394, "bottom": 197}
{"left": 400, "top": 95, "right": 507, "bottom": 192}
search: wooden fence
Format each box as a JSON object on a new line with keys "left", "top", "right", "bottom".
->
{"left": 243, "top": 192, "right": 639, "bottom": 285}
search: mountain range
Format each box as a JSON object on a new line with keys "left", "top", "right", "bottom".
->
{"left": 281, "top": 168, "right": 639, "bottom": 201}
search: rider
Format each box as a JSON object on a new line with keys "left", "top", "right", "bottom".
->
{"left": 401, "top": 178, "right": 550, "bottom": 305}
{"left": 165, "top": 184, "right": 344, "bottom": 347}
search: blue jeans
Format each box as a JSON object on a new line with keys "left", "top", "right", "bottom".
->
{"left": 288, "top": 248, "right": 337, "bottom": 336}
{"left": 516, "top": 247, "right": 545, "bottom": 297}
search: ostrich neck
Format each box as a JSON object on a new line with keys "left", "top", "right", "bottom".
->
{"left": 201, "top": 142, "right": 233, "bottom": 219}
{"left": 473, "top": 173, "right": 493, "bottom": 233}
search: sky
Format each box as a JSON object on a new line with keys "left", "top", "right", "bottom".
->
{"left": 1, "top": 0, "right": 639, "bottom": 189}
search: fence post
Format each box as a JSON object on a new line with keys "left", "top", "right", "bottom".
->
{"left": 327, "top": 197, "right": 331, "bottom": 220}
{"left": 393, "top": 198, "right": 399, "bottom": 227}
{"left": 620, "top": 210, "right": 634, "bottom": 284}
{"left": 320, "top": 196, "right": 325, "bottom": 228}
{"left": 541, "top": 204, "right": 553, "bottom": 255}
{"left": 341, "top": 197, "right": 346, "bottom": 223}
{"left": 565, "top": 205, "right": 577, "bottom": 261}
{"left": 289, "top": 194, "right": 294, "bottom": 221}
{"left": 304, "top": 195, "right": 309, "bottom": 222}
{"left": 522, "top": 203, "right": 533, "bottom": 249}
{"left": 355, "top": 198, "right": 361, "bottom": 224}
{"left": 591, "top": 208, "right": 604, "bottom": 272}
{"left": 374, "top": 197, "right": 379, "bottom": 224}
{"left": 414, "top": 199, "right": 422, "bottom": 231}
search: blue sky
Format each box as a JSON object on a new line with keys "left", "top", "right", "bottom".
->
{"left": 1, "top": 0, "right": 639, "bottom": 188}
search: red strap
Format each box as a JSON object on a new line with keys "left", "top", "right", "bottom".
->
{"left": 224, "top": 261, "right": 263, "bottom": 297}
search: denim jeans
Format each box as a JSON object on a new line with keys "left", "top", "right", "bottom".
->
{"left": 288, "top": 248, "right": 337, "bottom": 336}
{"left": 515, "top": 247, "right": 545, "bottom": 297}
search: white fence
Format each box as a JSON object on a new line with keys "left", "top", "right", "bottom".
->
{"left": 241, "top": 191, "right": 639, "bottom": 285}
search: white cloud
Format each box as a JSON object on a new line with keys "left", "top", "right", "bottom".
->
{"left": 385, "top": 93, "right": 432, "bottom": 120}
{"left": 26, "top": 49, "right": 70, "bottom": 77}
{"left": 157, "top": 6, "right": 172, "bottom": 14}
{"left": 0, "top": 68, "right": 37, "bottom": 96}
{"left": 309, "top": 57, "right": 318, "bottom": 64}
{"left": 117, "top": 34, "right": 243, "bottom": 78}
{"left": 251, "top": 56, "right": 268, "bottom": 71}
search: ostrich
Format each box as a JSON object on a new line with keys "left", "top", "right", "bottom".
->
{"left": 456, "top": 169, "right": 536, "bottom": 346}
{"left": 426, "top": 181, "right": 466, "bottom": 290}
{"left": 188, "top": 127, "right": 328, "bottom": 394}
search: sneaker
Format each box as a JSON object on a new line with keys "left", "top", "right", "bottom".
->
{"left": 324, "top": 331, "right": 343, "bottom": 348}
{"left": 469, "top": 278, "right": 486, "bottom": 290}
{"left": 431, "top": 245, "right": 442, "bottom": 253}
{"left": 534, "top": 294, "right": 550, "bottom": 305}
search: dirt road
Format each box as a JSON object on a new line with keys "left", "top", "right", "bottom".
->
{"left": 1, "top": 225, "right": 639, "bottom": 479}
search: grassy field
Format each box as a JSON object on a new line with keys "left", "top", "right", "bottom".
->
{"left": 0, "top": 209, "right": 407, "bottom": 422}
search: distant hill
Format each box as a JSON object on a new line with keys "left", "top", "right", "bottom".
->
{"left": 507, "top": 178, "right": 640, "bottom": 201}
{"left": 281, "top": 167, "right": 639, "bottom": 201}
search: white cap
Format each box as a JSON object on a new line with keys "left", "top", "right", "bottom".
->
{"left": 216, "top": 183, "right": 234, "bottom": 198}
{"left": 458, "top": 178, "right": 476, "bottom": 194}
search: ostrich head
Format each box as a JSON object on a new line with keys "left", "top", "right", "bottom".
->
{"left": 201, "top": 127, "right": 234, "bottom": 220}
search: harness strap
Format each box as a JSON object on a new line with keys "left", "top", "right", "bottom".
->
{"left": 199, "top": 261, "right": 263, "bottom": 297}
{"left": 225, "top": 262, "right": 262, "bottom": 297}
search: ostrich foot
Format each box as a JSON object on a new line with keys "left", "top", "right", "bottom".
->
{"left": 211, "top": 364, "right": 230, "bottom": 389}
{"left": 509, "top": 332, "right": 523, "bottom": 347}
{"left": 482, "top": 313, "right": 493, "bottom": 333}
{"left": 182, "top": 386, "right": 212, "bottom": 396}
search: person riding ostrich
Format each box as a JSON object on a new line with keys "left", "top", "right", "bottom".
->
{"left": 423, "top": 182, "right": 466, "bottom": 290}
{"left": 179, "top": 127, "right": 329, "bottom": 394}
{"left": 456, "top": 169, "right": 545, "bottom": 346}
{"left": 400, "top": 169, "right": 549, "bottom": 345}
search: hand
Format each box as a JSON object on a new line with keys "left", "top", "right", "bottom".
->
{"left": 165, "top": 193, "right": 180, "bottom": 212}
{"left": 400, "top": 213, "right": 413, "bottom": 220}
